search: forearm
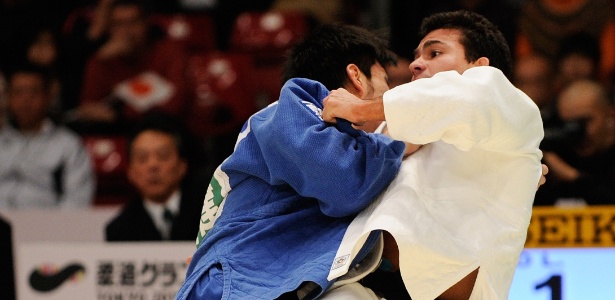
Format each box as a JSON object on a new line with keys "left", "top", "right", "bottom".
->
{"left": 357, "top": 96, "right": 386, "bottom": 123}
{"left": 322, "top": 89, "right": 385, "bottom": 124}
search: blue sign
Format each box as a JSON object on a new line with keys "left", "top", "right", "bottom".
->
{"left": 510, "top": 248, "right": 615, "bottom": 300}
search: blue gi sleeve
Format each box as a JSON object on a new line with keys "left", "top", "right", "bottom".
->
{"left": 251, "top": 78, "right": 406, "bottom": 217}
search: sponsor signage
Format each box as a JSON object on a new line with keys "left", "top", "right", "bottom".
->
{"left": 16, "top": 242, "right": 195, "bottom": 300}
{"left": 9, "top": 207, "right": 615, "bottom": 299}
{"left": 526, "top": 206, "right": 615, "bottom": 248}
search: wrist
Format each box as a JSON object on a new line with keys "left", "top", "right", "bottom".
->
{"left": 358, "top": 96, "right": 385, "bottom": 123}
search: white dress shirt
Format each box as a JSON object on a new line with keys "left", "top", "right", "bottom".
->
{"left": 144, "top": 190, "right": 181, "bottom": 240}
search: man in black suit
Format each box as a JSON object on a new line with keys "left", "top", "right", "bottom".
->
{"left": 105, "top": 114, "right": 205, "bottom": 241}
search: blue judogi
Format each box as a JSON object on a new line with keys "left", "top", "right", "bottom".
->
{"left": 177, "top": 78, "right": 405, "bottom": 300}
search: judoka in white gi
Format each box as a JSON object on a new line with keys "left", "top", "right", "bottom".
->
{"left": 322, "top": 10, "right": 545, "bottom": 300}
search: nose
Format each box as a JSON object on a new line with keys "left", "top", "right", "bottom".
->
{"left": 143, "top": 157, "right": 162, "bottom": 171}
{"left": 409, "top": 58, "right": 424, "bottom": 79}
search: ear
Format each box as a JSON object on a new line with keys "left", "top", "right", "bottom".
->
{"left": 475, "top": 57, "right": 490, "bottom": 67}
{"left": 345, "top": 64, "right": 364, "bottom": 95}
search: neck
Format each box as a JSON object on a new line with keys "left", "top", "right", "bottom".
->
{"left": 147, "top": 189, "right": 179, "bottom": 205}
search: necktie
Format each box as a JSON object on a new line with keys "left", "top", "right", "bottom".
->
{"left": 163, "top": 208, "right": 174, "bottom": 224}
{"left": 162, "top": 208, "right": 174, "bottom": 239}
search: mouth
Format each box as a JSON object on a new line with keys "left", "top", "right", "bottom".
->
{"left": 145, "top": 177, "right": 162, "bottom": 185}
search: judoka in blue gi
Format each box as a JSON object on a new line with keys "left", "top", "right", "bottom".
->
{"left": 176, "top": 23, "right": 413, "bottom": 300}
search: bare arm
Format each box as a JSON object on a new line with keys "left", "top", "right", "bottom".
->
{"left": 87, "top": 0, "right": 114, "bottom": 40}
{"left": 437, "top": 268, "right": 479, "bottom": 300}
{"left": 382, "top": 232, "right": 478, "bottom": 300}
{"left": 322, "top": 88, "right": 385, "bottom": 125}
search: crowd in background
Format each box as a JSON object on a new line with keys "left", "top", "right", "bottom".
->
{"left": 1, "top": 0, "right": 615, "bottom": 212}
{"left": 0, "top": 1, "right": 614, "bottom": 299}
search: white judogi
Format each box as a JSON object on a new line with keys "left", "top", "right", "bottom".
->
{"left": 328, "top": 67, "right": 544, "bottom": 300}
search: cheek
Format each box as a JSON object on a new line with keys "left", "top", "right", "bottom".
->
{"left": 10, "top": 98, "right": 39, "bottom": 113}
{"left": 162, "top": 162, "right": 185, "bottom": 178}
{"left": 584, "top": 120, "right": 602, "bottom": 138}
{"left": 127, "top": 163, "right": 149, "bottom": 181}
{"left": 127, "top": 168, "right": 140, "bottom": 186}
{"left": 8, "top": 99, "right": 20, "bottom": 111}
{"left": 31, "top": 98, "right": 48, "bottom": 111}
{"left": 431, "top": 58, "right": 458, "bottom": 74}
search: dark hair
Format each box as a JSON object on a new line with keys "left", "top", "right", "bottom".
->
{"left": 127, "top": 112, "right": 188, "bottom": 159}
{"left": 6, "top": 63, "right": 53, "bottom": 91}
{"left": 419, "top": 10, "right": 512, "bottom": 78}
{"left": 282, "top": 23, "right": 397, "bottom": 90}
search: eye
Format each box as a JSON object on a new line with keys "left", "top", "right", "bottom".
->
{"left": 134, "top": 153, "right": 149, "bottom": 164}
{"left": 430, "top": 50, "right": 442, "bottom": 58}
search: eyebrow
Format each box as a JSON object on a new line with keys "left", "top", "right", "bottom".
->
{"left": 413, "top": 40, "right": 445, "bottom": 58}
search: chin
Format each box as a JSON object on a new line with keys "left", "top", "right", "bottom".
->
{"left": 143, "top": 189, "right": 167, "bottom": 200}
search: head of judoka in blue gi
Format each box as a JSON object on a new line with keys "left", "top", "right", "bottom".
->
{"left": 282, "top": 23, "right": 398, "bottom": 132}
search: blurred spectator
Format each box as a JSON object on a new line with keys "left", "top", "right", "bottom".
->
{"left": 105, "top": 113, "right": 205, "bottom": 241}
{"left": 70, "top": 0, "right": 190, "bottom": 134}
{"left": 26, "top": 28, "right": 58, "bottom": 72}
{"left": 0, "top": 64, "right": 94, "bottom": 209}
{"left": 535, "top": 79, "right": 615, "bottom": 206}
{"left": 516, "top": 0, "right": 615, "bottom": 82}
{"left": 513, "top": 54, "right": 559, "bottom": 128}
{"left": 554, "top": 32, "right": 602, "bottom": 93}
{"left": 58, "top": 0, "right": 115, "bottom": 114}
{"left": 21, "top": 27, "right": 64, "bottom": 115}
{"left": 203, "top": 0, "right": 275, "bottom": 51}
{"left": 0, "top": 0, "right": 81, "bottom": 73}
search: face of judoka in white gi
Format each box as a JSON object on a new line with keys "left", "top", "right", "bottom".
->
{"left": 409, "top": 28, "right": 489, "bottom": 82}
